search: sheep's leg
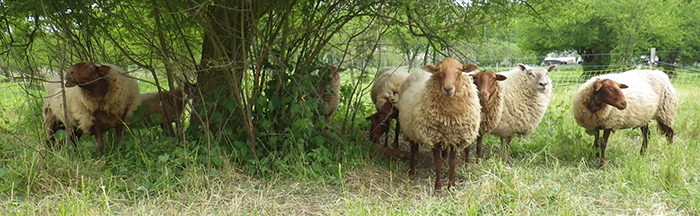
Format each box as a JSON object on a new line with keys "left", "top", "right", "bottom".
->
{"left": 640, "top": 125, "right": 649, "bottom": 156}
{"left": 92, "top": 126, "right": 105, "bottom": 158}
{"left": 393, "top": 120, "right": 400, "bottom": 149}
{"left": 464, "top": 144, "right": 472, "bottom": 164}
{"left": 476, "top": 136, "right": 483, "bottom": 159}
{"left": 599, "top": 129, "right": 612, "bottom": 167}
{"left": 594, "top": 132, "right": 600, "bottom": 157}
{"left": 448, "top": 146, "right": 457, "bottom": 190}
{"left": 115, "top": 124, "right": 124, "bottom": 145}
{"left": 409, "top": 141, "right": 418, "bottom": 177}
{"left": 433, "top": 146, "right": 444, "bottom": 195}
{"left": 657, "top": 121, "right": 674, "bottom": 145}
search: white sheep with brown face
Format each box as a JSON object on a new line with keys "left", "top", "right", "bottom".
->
{"left": 572, "top": 69, "right": 677, "bottom": 167}
{"left": 43, "top": 62, "right": 140, "bottom": 157}
{"left": 397, "top": 57, "right": 481, "bottom": 194}
{"left": 489, "top": 64, "right": 556, "bottom": 159}
{"left": 367, "top": 67, "right": 409, "bottom": 147}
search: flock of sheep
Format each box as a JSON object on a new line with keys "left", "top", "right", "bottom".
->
{"left": 42, "top": 62, "right": 192, "bottom": 157}
{"left": 39, "top": 59, "right": 678, "bottom": 195}
{"left": 366, "top": 57, "right": 678, "bottom": 194}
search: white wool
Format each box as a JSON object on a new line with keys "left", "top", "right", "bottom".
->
{"left": 371, "top": 67, "right": 409, "bottom": 110}
{"left": 397, "top": 70, "right": 481, "bottom": 150}
{"left": 43, "top": 64, "right": 141, "bottom": 135}
{"left": 489, "top": 64, "right": 554, "bottom": 138}
{"left": 572, "top": 70, "right": 677, "bottom": 131}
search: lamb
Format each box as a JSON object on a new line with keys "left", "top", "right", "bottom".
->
{"left": 367, "top": 67, "right": 409, "bottom": 147}
{"left": 463, "top": 70, "right": 507, "bottom": 163}
{"left": 489, "top": 64, "right": 556, "bottom": 159}
{"left": 312, "top": 65, "right": 345, "bottom": 123}
{"left": 130, "top": 83, "right": 194, "bottom": 137}
{"left": 571, "top": 69, "right": 677, "bottom": 167}
{"left": 43, "top": 62, "right": 140, "bottom": 157}
{"left": 397, "top": 57, "right": 480, "bottom": 194}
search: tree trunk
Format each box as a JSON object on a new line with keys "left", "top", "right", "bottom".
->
{"left": 189, "top": 0, "right": 257, "bottom": 149}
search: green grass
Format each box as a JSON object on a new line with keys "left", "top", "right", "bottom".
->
{"left": 2, "top": 68, "right": 700, "bottom": 215}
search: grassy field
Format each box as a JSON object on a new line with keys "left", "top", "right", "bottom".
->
{"left": 1, "top": 66, "right": 700, "bottom": 215}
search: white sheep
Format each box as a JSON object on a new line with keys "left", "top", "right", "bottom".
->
{"left": 43, "top": 62, "right": 140, "bottom": 157}
{"left": 572, "top": 69, "right": 677, "bottom": 167}
{"left": 367, "top": 67, "right": 409, "bottom": 147}
{"left": 397, "top": 57, "right": 480, "bottom": 194}
{"left": 489, "top": 64, "right": 556, "bottom": 159}
{"left": 311, "top": 65, "right": 345, "bottom": 123}
{"left": 463, "top": 70, "right": 507, "bottom": 163}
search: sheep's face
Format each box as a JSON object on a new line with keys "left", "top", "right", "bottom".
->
{"left": 518, "top": 64, "right": 555, "bottom": 92}
{"left": 592, "top": 78, "right": 628, "bottom": 110}
{"left": 65, "top": 62, "right": 111, "bottom": 87}
{"left": 470, "top": 70, "right": 507, "bottom": 104}
{"left": 422, "top": 58, "right": 477, "bottom": 96}
{"left": 366, "top": 102, "right": 394, "bottom": 143}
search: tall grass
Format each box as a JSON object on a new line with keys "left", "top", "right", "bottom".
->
{"left": 1, "top": 66, "right": 699, "bottom": 215}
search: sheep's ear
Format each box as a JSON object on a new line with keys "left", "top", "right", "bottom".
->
{"left": 495, "top": 74, "right": 507, "bottom": 81}
{"left": 97, "top": 65, "right": 111, "bottom": 76}
{"left": 462, "top": 64, "right": 478, "bottom": 73}
{"left": 421, "top": 65, "right": 438, "bottom": 73}
{"left": 593, "top": 79, "right": 603, "bottom": 91}
{"left": 619, "top": 84, "right": 629, "bottom": 89}
{"left": 518, "top": 64, "right": 527, "bottom": 71}
{"left": 547, "top": 65, "right": 557, "bottom": 73}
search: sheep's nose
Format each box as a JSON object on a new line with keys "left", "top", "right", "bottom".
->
{"left": 444, "top": 86, "right": 453, "bottom": 95}
{"left": 620, "top": 102, "right": 627, "bottom": 109}
{"left": 539, "top": 82, "right": 547, "bottom": 87}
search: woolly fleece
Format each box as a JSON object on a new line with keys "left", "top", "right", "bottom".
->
{"left": 397, "top": 59, "right": 481, "bottom": 150}
{"left": 43, "top": 64, "right": 140, "bottom": 135}
{"left": 490, "top": 64, "right": 554, "bottom": 138}
{"left": 572, "top": 69, "right": 677, "bottom": 131}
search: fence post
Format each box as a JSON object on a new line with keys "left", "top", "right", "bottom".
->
{"left": 649, "top": 47, "right": 656, "bottom": 69}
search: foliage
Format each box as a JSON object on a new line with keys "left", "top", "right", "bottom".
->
{"left": 514, "top": 0, "right": 691, "bottom": 76}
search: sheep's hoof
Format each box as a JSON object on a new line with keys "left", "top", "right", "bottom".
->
{"left": 434, "top": 189, "right": 443, "bottom": 196}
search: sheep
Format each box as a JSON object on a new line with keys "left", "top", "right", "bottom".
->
{"left": 397, "top": 57, "right": 480, "bottom": 194}
{"left": 367, "top": 67, "right": 409, "bottom": 147}
{"left": 130, "top": 83, "right": 195, "bottom": 137}
{"left": 311, "top": 65, "right": 345, "bottom": 123}
{"left": 43, "top": 62, "right": 140, "bottom": 157}
{"left": 463, "top": 70, "right": 507, "bottom": 163}
{"left": 571, "top": 69, "right": 677, "bottom": 167}
{"left": 365, "top": 101, "right": 398, "bottom": 146}
{"left": 489, "top": 64, "right": 556, "bottom": 159}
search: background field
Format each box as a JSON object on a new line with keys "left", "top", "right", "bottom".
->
{"left": 1, "top": 65, "right": 699, "bottom": 215}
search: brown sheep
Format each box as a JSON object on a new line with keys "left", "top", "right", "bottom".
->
{"left": 365, "top": 101, "right": 399, "bottom": 147}
{"left": 464, "top": 70, "right": 507, "bottom": 163}
{"left": 43, "top": 62, "right": 140, "bottom": 157}
{"left": 131, "top": 84, "right": 195, "bottom": 137}
{"left": 368, "top": 67, "right": 409, "bottom": 147}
